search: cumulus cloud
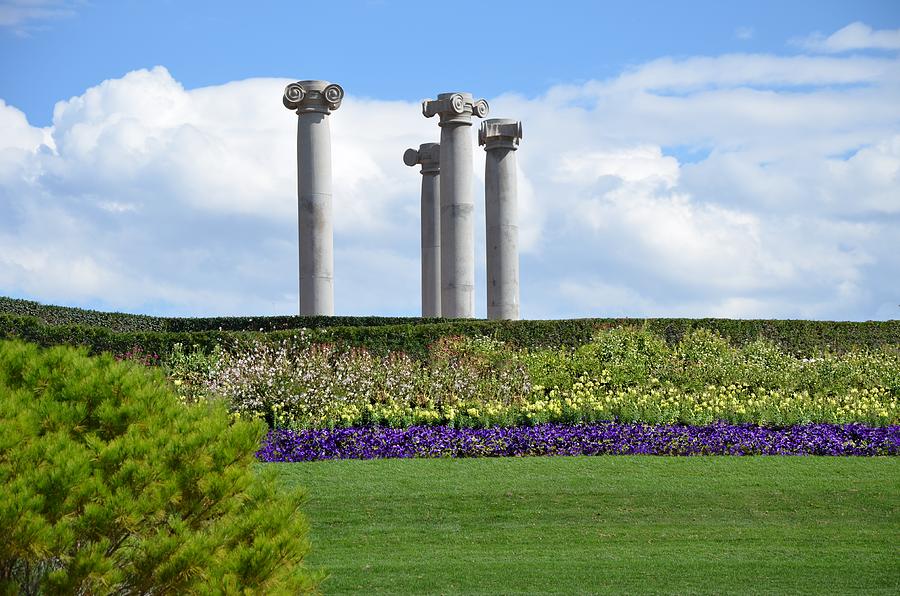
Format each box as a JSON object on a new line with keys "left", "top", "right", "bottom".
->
{"left": 0, "top": 67, "right": 441, "bottom": 315}
{"left": 796, "top": 22, "right": 900, "bottom": 54}
{"left": 0, "top": 99, "right": 47, "bottom": 150}
{"left": 1, "top": 37, "right": 899, "bottom": 320}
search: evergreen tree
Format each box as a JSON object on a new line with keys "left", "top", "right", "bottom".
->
{"left": 0, "top": 340, "right": 319, "bottom": 594}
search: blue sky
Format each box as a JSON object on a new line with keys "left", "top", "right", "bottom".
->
{"left": 3, "top": 0, "right": 898, "bottom": 124}
{"left": 1, "top": 0, "right": 899, "bottom": 320}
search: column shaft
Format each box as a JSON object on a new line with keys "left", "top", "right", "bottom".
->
{"left": 440, "top": 123, "right": 475, "bottom": 318}
{"left": 485, "top": 147, "right": 519, "bottom": 320}
{"left": 480, "top": 118, "right": 523, "bottom": 321}
{"left": 283, "top": 79, "right": 343, "bottom": 316}
{"left": 297, "top": 112, "right": 334, "bottom": 316}
{"left": 422, "top": 92, "right": 488, "bottom": 319}
{"left": 421, "top": 171, "right": 441, "bottom": 317}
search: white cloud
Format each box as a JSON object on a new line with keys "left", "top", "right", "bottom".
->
{"left": 558, "top": 280, "right": 792, "bottom": 320}
{"left": 796, "top": 22, "right": 900, "bottom": 54}
{"left": 598, "top": 54, "right": 896, "bottom": 92}
{"left": 0, "top": 0, "right": 81, "bottom": 35}
{"left": 1, "top": 42, "right": 899, "bottom": 320}
{"left": 556, "top": 146, "right": 680, "bottom": 188}
{"left": 0, "top": 99, "right": 46, "bottom": 151}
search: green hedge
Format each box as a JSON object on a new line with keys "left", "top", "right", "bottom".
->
{"left": 0, "top": 296, "right": 168, "bottom": 332}
{"left": 0, "top": 296, "right": 442, "bottom": 333}
{"left": 2, "top": 308, "right": 898, "bottom": 360}
{"left": 6, "top": 297, "right": 896, "bottom": 358}
{"left": 317, "top": 317, "right": 900, "bottom": 358}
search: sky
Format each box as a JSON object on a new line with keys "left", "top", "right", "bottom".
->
{"left": 0, "top": 0, "right": 898, "bottom": 321}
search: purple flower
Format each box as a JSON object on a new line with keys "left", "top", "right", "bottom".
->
{"left": 256, "top": 422, "right": 900, "bottom": 461}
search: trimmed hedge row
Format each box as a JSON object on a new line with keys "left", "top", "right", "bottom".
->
{"left": 0, "top": 296, "right": 443, "bottom": 333}
{"left": 2, "top": 309, "right": 898, "bottom": 360}
{"left": 0, "top": 296, "right": 168, "bottom": 332}
{"left": 0, "top": 313, "right": 234, "bottom": 357}
{"left": 5, "top": 297, "right": 896, "bottom": 357}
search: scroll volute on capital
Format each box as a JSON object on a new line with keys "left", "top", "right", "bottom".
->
{"left": 421, "top": 94, "right": 490, "bottom": 119}
{"left": 283, "top": 83, "right": 306, "bottom": 110}
{"left": 472, "top": 99, "right": 489, "bottom": 118}
{"left": 404, "top": 143, "right": 440, "bottom": 173}
{"left": 282, "top": 81, "right": 344, "bottom": 113}
{"left": 322, "top": 84, "right": 344, "bottom": 110}
{"left": 403, "top": 148, "right": 421, "bottom": 167}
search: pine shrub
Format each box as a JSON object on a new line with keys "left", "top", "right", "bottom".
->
{"left": 0, "top": 340, "right": 319, "bottom": 594}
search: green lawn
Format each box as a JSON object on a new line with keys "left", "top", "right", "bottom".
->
{"left": 273, "top": 457, "right": 900, "bottom": 595}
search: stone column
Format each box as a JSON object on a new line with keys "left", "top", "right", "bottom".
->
{"left": 479, "top": 118, "right": 523, "bottom": 320}
{"left": 422, "top": 92, "right": 489, "bottom": 318}
{"left": 282, "top": 80, "right": 343, "bottom": 316}
{"left": 403, "top": 143, "right": 441, "bottom": 318}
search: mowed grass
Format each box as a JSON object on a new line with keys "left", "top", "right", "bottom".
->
{"left": 273, "top": 457, "right": 900, "bottom": 595}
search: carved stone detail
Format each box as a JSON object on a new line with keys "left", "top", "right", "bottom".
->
{"left": 403, "top": 142, "right": 441, "bottom": 175}
{"left": 283, "top": 80, "right": 344, "bottom": 114}
{"left": 479, "top": 118, "right": 523, "bottom": 151}
{"left": 422, "top": 92, "right": 489, "bottom": 126}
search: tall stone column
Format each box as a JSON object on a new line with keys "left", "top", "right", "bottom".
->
{"left": 479, "top": 118, "right": 523, "bottom": 320}
{"left": 422, "top": 92, "right": 489, "bottom": 318}
{"left": 282, "top": 80, "right": 343, "bottom": 316}
{"left": 403, "top": 143, "right": 441, "bottom": 318}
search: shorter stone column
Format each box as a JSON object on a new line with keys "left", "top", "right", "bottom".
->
{"left": 479, "top": 118, "right": 523, "bottom": 320}
{"left": 403, "top": 143, "right": 441, "bottom": 318}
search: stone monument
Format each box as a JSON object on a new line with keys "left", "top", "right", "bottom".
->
{"left": 422, "top": 92, "right": 489, "bottom": 318}
{"left": 282, "top": 79, "right": 343, "bottom": 316}
{"left": 403, "top": 143, "right": 441, "bottom": 317}
{"left": 479, "top": 118, "right": 523, "bottom": 320}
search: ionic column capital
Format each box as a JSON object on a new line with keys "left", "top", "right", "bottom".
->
{"left": 422, "top": 92, "right": 489, "bottom": 126}
{"left": 403, "top": 142, "right": 440, "bottom": 175}
{"left": 479, "top": 118, "right": 523, "bottom": 151}
{"left": 283, "top": 80, "right": 344, "bottom": 114}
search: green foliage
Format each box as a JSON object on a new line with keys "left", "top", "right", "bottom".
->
{"left": 0, "top": 296, "right": 444, "bottom": 334}
{"left": 2, "top": 297, "right": 899, "bottom": 428}
{"left": 522, "top": 329, "right": 899, "bottom": 427}
{"left": 164, "top": 342, "right": 225, "bottom": 405}
{"left": 191, "top": 330, "right": 899, "bottom": 429}
{"left": 572, "top": 326, "right": 669, "bottom": 387}
{"left": 208, "top": 336, "right": 530, "bottom": 429}
{"left": 0, "top": 296, "right": 168, "bottom": 333}
{"left": 3, "top": 296, "right": 899, "bottom": 362}
{"left": 672, "top": 327, "right": 739, "bottom": 389}
{"left": 0, "top": 340, "right": 319, "bottom": 593}
{"left": 516, "top": 347, "right": 578, "bottom": 391}
{"left": 0, "top": 312, "right": 236, "bottom": 359}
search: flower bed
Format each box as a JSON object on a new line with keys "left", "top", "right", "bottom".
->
{"left": 257, "top": 422, "right": 900, "bottom": 461}
{"left": 169, "top": 330, "right": 900, "bottom": 429}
